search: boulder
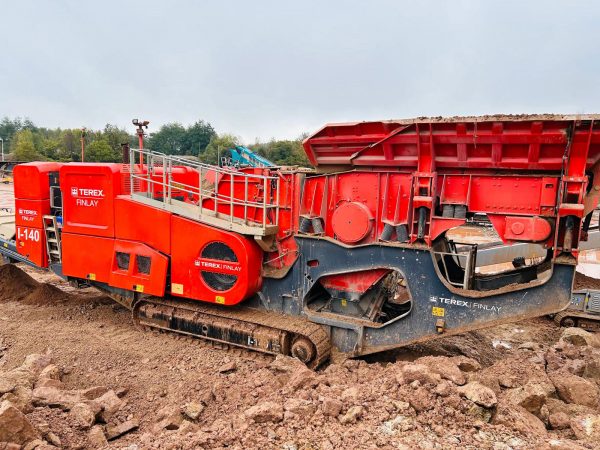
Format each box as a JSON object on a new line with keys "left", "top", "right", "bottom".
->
{"left": 32, "top": 386, "right": 83, "bottom": 410}
{"left": 96, "top": 390, "right": 123, "bottom": 421}
{"left": 560, "top": 327, "right": 600, "bottom": 348}
{"left": 339, "top": 405, "right": 364, "bottom": 424}
{"left": 81, "top": 386, "right": 109, "bottom": 400}
{"left": 245, "top": 402, "right": 284, "bottom": 423}
{"left": 502, "top": 381, "right": 553, "bottom": 416}
{"left": 0, "top": 376, "right": 16, "bottom": 395}
{"left": 269, "top": 355, "right": 306, "bottom": 373}
{"left": 71, "top": 402, "right": 96, "bottom": 429}
{"left": 87, "top": 425, "right": 108, "bottom": 448}
{"left": 37, "top": 365, "right": 60, "bottom": 381}
{"left": 21, "top": 354, "right": 53, "bottom": 376}
{"left": 549, "top": 412, "right": 570, "bottom": 429}
{"left": 583, "top": 358, "right": 600, "bottom": 381}
{"left": 2, "top": 386, "right": 33, "bottom": 413}
{"left": 416, "top": 356, "right": 466, "bottom": 385}
{"left": 321, "top": 398, "right": 343, "bottom": 417}
{"left": 569, "top": 414, "right": 600, "bottom": 441}
{"left": 457, "top": 382, "right": 497, "bottom": 408}
{"left": 492, "top": 404, "right": 547, "bottom": 436}
{"left": 399, "top": 363, "right": 441, "bottom": 385}
{"left": 550, "top": 372, "right": 600, "bottom": 408}
{"left": 0, "top": 400, "right": 40, "bottom": 445}
{"left": 106, "top": 419, "right": 139, "bottom": 440}
{"left": 286, "top": 367, "right": 318, "bottom": 392}
{"left": 154, "top": 405, "right": 184, "bottom": 431}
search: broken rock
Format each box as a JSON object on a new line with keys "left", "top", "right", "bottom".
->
{"left": 570, "top": 414, "right": 600, "bottom": 441}
{"left": 96, "top": 390, "right": 123, "bottom": 421}
{"left": 492, "top": 404, "right": 547, "bottom": 436}
{"left": 245, "top": 401, "right": 284, "bottom": 423}
{"left": 0, "top": 400, "right": 40, "bottom": 445}
{"left": 457, "top": 381, "right": 497, "bottom": 408}
{"left": 339, "top": 405, "right": 364, "bottom": 424}
{"left": 71, "top": 402, "right": 96, "bottom": 429}
{"left": 321, "top": 398, "right": 343, "bottom": 417}
{"left": 560, "top": 327, "right": 600, "bottom": 348}
{"left": 550, "top": 372, "right": 600, "bottom": 408}
{"left": 106, "top": 419, "right": 139, "bottom": 440}
{"left": 32, "top": 386, "right": 82, "bottom": 410}
{"left": 399, "top": 363, "right": 441, "bottom": 385}
{"left": 502, "top": 381, "right": 552, "bottom": 416}
{"left": 416, "top": 356, "right": 466, "bottom": 385}
{"left": 87, "top": 425, "right": 108, "bottom": 448}
{"left": 182, "top": 401, "right": 204, "bottom": 421}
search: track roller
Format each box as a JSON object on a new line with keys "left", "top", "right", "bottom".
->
{"left": 132, "top": 297, "right": 331, "bottom": 369}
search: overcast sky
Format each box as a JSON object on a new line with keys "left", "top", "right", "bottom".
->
{"left": 1, "top": 1, "right": 599, "bottom": 142}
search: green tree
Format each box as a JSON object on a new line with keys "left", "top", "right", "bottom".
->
{"left": 86, "top": 139, "right": 116, "bottom": 162}
{"left": 148, "top": 123, "right": 187, "bottom": 155}
{"left": 201, "top": 134, "right": 240, "bottom": 165}
{"left": 12, "top": 129, "right": 41, "bottom": 161}
{"left": 252, "top": 138, "right": 310, "bottom": 166}
{"left": 183, "top": 120, "right": 216, "bottom": 156}
{"left": 102, "top": 124, "right": 134, "bottom": 159}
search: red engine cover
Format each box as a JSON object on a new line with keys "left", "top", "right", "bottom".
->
{"left": 170, "top": 215, "right": 263, "bottom": 305}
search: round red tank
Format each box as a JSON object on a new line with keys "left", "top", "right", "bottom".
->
{"left": 332, "top": 201, "right": 372, "bottom": 244}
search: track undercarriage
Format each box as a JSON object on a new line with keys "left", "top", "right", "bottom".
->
{"left": 130, "top": 296, "right": 331, "bottom": 368}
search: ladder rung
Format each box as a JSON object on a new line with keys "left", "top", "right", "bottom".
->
{"left": 49, "top": 250, "right": 60, "bottom": 255}
{"left": 47, "top": 238, "right": 58, "bottom": 243}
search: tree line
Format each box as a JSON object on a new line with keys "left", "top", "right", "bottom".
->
{"left": 0, "top": 117, "right": 310, "bottom": 166}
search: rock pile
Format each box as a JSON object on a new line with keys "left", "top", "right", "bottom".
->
{"left": 0, "top": 353, "right": 135, "bottom": 449}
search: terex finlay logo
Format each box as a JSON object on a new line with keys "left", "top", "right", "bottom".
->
{"left": 71, "top": 186, "right": 105, "bottom": 207}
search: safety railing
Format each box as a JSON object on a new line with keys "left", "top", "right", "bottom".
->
{"left": 128, "top": 148, "right": 280, "bottom": 236}
{"left": 432, "top": 243, "right": 477, "bottom": 289}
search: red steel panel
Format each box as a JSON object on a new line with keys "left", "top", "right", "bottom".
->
{"left": 304, "top": 115, "right": 600, "bottom": 171}
{"left": 108, "top": 239, "right": 168, "bottom": 296}
{"left": 114, "top": 196, "right": 171, "bottom": 255}
{"left": 15, "top": 199, "right": 51, "bottom": 228}
{"left": 62, "top": 233, "right": 114, "bottom": 283}
{"left": 13, "top": 162, "right": 62, "bottom": 200}
{"left": 15, "top": 225, "right": 47, "bottom": 268}
{"left": 60, "top": 163, "right": 124, "bottom": 238}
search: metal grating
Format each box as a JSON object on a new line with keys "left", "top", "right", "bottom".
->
{"left": 587, "top": 292, "right": 600, "bottom": 313}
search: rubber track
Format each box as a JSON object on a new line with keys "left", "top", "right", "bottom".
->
{"left": 134, "top": 297, "right": 331, "bottom": 369}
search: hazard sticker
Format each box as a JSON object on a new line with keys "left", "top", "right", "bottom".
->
{"left": 134, "top": 285, "right": 144, "bottom": 293}
{"left": 432, "top": 306, "right": 445, "bottom": 317}
{"left": 215, "top": 296, "right": 225, "bottom": 304}
{"left": 171, "top": 283, "right": 183, "bottom": 294}
{"left": 88, "top": 273, "right": 96, "bottom": 281}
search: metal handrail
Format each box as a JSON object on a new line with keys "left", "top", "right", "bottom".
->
{"left": 128, "top": 148, "right": 279, "bottom": 231}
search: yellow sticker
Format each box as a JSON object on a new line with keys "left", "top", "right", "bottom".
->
{"left": 3, "top": 243, "right": 7, "bottom": 248}
{"left": 134, "top": 285, "right": 145, "bottom": 293}
{"left": 215, "top": 295, "right": 225, "bottom": 304}
{"left": 432, "top": 306, "right": 445, "bottom": 317}
{"left": 171, "top": 283, "right": 183, "bottom": 294}
{"left": 341, "top": 299, "right": 347, "bottom": 307}
{"left": 88, "top": 273, "right": 96, "bottom": 281}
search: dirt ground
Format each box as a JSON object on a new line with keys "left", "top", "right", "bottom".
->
{"left": 2, "top": 265, "right": 600, "bottom": 450}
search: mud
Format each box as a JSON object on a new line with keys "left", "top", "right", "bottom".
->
{"left": 574, "top": 271, "right": 600, "bottom": 290}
